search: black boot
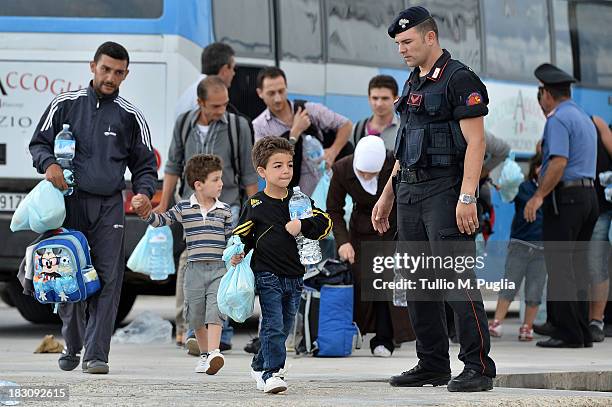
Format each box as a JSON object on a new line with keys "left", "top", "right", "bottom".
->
{"left": 389, "top": 364, "right": 451, "bottom": 387}
{"left": 447, "top": 369, "right": 493, "bottom": 392}
{"left": 533, "top": 322, "right": 556, "bottom": 336}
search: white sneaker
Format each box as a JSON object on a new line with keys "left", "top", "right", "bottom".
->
{"left": 251, "top": 369, "right": 265, "bottom": 391}
{"left": 195, "top": 354, "right": 208, "bottom": 373}
{"left": 264, "top": 371, "right": 288, "bottom": 394}
{"left": 205, "top": 349, "right": 225, "bottom": 375}
{"left": 372, "top": 345, "right": 392, "bottom": 357}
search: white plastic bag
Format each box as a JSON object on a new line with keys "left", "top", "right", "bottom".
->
{"left": 111, "top": 311, "right": 173, "bottom": 344}
{"left": 10, "top": 180, "right": 65, "bottom": 233}
{"left": 497, "top": 154, "right": 524, "bottom": 203}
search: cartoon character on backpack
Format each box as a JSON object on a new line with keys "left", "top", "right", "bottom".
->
{"left": 34, "top": 248, "right": 63, "bottom": 283}
{"left": 33, "top": 246, "right": 79, "bottom": 302}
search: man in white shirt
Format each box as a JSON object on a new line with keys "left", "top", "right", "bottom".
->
{"left": 174, "top": 42, "right": 237, "bottom": 119}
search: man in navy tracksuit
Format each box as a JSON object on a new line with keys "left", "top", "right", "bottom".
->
{"left": 29, "top": 42, "right": 157, "bottom": 374}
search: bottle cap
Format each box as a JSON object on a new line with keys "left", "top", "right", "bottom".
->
{"left": 293, "top": 186, "right": 300, "bottom": 192}
{"left": 62, "top": 123, "right": 70, "bottom": 130}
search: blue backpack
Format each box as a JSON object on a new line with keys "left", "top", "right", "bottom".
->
{"left": 31, "top": 228, "right": 100, "bottom": 308}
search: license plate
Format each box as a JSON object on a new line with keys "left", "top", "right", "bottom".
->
{"left": 0, "top": 192, "right": 28, "bottom": 212}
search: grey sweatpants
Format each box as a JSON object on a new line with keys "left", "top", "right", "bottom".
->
{"left": 58, "top": 192, "right": 125, "bottom": 363}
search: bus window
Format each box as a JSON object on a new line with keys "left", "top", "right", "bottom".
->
{"left": 411, "top": 0, "right": 482, "bottom": 73}
{"left": 326, "top": 0, "right": 405, "bottom": 68}
{"left": 280, "top": 0, "right": 323, "bottom": 62}
{"left": 573, "top": 1, "right": 612, "bottom": 87}
{"left": 552, "top": 0, "right": 573, "bottom": 75}
{"left": 212, "top": 0, "right": 274, "bottom": 59}
{"left": 0, "top": 0, "right": 163, "bottom": 18}
{"left": 483, "top": 0, "right": 551, "bottom": 80}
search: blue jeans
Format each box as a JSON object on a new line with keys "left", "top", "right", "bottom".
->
{"left": 251, "top": 271, "right": 303, "bottom": 382}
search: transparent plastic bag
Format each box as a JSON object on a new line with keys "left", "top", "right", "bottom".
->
{"left": 127, "top": 226, "right": 175, "bottom": 280}
{"left": 497, "top": 154, "right": 524, "bottom": 203}
{"left": 111, "top": 311, "right": 173, "bottom": 344}
{"left": 218, "top": 235, "right": 255, "bottom": 323}
{"left": 10, "top": 179, "right": 65, "bottom": 233}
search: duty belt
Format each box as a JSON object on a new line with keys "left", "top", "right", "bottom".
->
{"left": 397, "top": 167, "right": 460, "bottom": 184}
{"left": 557, "top": 178, "right": 594, "bottom": 189}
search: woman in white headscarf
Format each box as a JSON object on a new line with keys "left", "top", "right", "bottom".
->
{"left": 327, "top": 136, "right": 414, "bottom": 357}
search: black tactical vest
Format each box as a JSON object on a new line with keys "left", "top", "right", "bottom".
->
{"left": 394, "top": 59, "right": 468, "bottom": 169}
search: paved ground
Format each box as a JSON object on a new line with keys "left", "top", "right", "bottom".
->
{"left": 1, "top": 296, "right": 611, "bottom": 406}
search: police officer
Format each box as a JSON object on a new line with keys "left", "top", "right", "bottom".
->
{"left": 372, "top": 7, "right": 496, "bottom": 392}
{"left": 29, "top": 42, "right": 157, "bottom": 374}
{"left": 524, "top": 63, "right": 598, "bottom": 348}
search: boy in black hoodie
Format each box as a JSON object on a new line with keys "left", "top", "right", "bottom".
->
{"left": 231, "top": 136, "right": 332, "bottom": 393}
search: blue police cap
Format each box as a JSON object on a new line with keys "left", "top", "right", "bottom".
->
{"left": 388, "top": 6, "right": 432, "bottom": 38}
{"left": 534, "top": 63, "right": 576, "bottom": 86}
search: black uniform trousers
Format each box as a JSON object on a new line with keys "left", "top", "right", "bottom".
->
{"left": 396, "top": 181, "right": 496, "bottom": 378}
{"left": 59, "top": 191, "right": 125, "bottom": 363}
{"left": 543, "top": 186, "right": 598, "bottom": 345}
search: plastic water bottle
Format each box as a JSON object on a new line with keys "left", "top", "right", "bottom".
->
{"left": 0, "top": 380, "right": 20, "bottom": 406}
{"left": 54, "top": 123, "right": 75, "bottom": 196}
{"left": 288, "top": 186, "right": 322, "bottom": 265}
{"left": 599, "top": 171, "right": 612, "bottom": 187}
{"left": 303, "top": 135, "right": 324, "bottom": 177}
{"left": 605, "top": 185, "right": 612, "bottom": 203}
{"left": 148, "top": 230, "right": 172, "bottom": 280}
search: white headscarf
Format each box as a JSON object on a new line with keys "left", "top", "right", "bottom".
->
{"left": 353, "top": 136, "right": 386, "bottom": 195}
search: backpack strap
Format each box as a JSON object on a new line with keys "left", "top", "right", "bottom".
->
{"left": 178, "top": 110, "right": 192, "bottom": 146}
{"left": 352, "top": 118, "right": 368, "bottom": 146}
{"left": 177, "top": 110, "right": 194, "bottom": 197}
{"left": 227, "top": 112, "right": 242, "bottom": 187}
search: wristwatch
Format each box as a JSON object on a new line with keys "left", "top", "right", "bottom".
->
{"left": 289, "top": 136, "right": 298, "bottom": 145}
{"left": 458, "top": 193, "right": 477, "bottom": 205}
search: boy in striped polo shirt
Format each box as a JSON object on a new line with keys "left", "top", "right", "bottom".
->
{"left": 132, "top": 154, "right": 232, "bottom": 375}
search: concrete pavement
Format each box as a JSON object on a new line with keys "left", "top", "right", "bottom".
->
{"left": 1, "top": 296, "right": 611, "bottom": 406}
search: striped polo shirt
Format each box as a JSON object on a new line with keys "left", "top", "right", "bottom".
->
{"left": 146, "top": 194, "right": 233, "bottom": 262}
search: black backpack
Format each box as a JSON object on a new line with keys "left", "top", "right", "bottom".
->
{"left": 283, "top": 100, "right": 354, "bottom": 187}
{"left": 293, "top": 99, "right": 354, "bottom": 159}
{"left": 176, "top": 111, "right": 242, "bottom": 197}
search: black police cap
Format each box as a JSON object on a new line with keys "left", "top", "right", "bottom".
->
{"left": 534, "top": 63, "right": 576, "bottom": 86}
{"left": 388, "top": 6, "right": 432, "bottom": 38}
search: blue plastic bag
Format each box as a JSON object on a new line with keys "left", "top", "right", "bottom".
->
{"left": 127, "top": 226, "right": 175, "bottom": 280}
{"left": 311, "top": 169, "right": 353, "bottom": 237}
{"left": 497, "top": 154, "right": 524, "bottom": 203}
{"left": 218, "top": 235, "right": 255, "bottom": 323}
{"left": 10, "top": 179, "right": 66, "bottom": 233}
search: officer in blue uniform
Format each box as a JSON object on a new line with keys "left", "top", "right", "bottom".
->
{"left": 524, "top": 63, "right": 598, "bottom": 348}
{"left": 372, "top": 6, "right": 495, "bottom": 392}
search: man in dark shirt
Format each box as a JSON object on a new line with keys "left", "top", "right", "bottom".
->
{"left": 29, "top": 42, "right": 156, "bottom": 374}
